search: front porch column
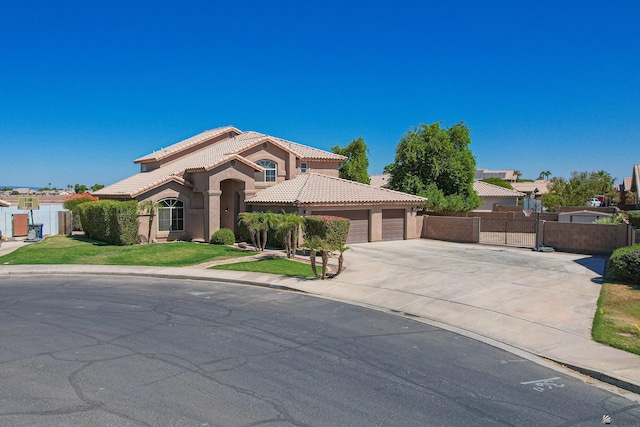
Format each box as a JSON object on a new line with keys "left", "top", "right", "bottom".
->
{"left": 203, "top": 190, "right": 222, "bottom": 242}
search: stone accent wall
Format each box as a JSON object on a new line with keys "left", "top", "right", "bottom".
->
{"left": 422, "top": 216, "right": 479, "bottom": 243}
{"left": 542, "top": 222, "right": 632, "bottom": 254}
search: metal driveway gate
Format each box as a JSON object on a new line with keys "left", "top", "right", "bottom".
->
{"left": 479, "top": 218, "right": 536, "bottom": 248}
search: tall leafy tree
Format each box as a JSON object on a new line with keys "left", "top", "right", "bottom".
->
{"left": 331, "top": 137, "right": 370, "bottom": 184}
{"left": 542, "top": 170, "right": 616, "bottom": 211}
{"left": 384, "top": 121, "right": 480, "bottom": 212}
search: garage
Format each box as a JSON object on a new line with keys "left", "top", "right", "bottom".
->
{"left": 312, "top": 210, "right": 369, "bottom": 243}
{"left": 382, "top": 209, "right": 405, "bottom": 241}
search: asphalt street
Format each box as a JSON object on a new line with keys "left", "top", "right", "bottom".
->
{"left": 1, "top": 274, "right": 639, "bottom": 426}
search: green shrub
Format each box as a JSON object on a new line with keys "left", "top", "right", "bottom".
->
{"left": 211, "top": 228, "right": 235, "bottom": 245}
{"left": 608, "top": 244, "right": 640, "bottom": 286}
{"left": 594, "top": 214, "right": 624, "bottom": 224}
{"left": 628, "top": 211, "right": 640, "bottom": 228}
{"left": 303, "top": 215, "right": 350, "bottom": 247}
{"left": 63, "top": 193, "right": 99, "bottom": 231}
{"left": 78, "top": 200, "right": 139, "bottom": 245}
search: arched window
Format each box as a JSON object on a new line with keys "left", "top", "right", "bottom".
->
{"left": 158, "top": 198, "right": 184, "bottom": 232}
{"left": 255, "top": 160, "right": 277, "bottom": 182}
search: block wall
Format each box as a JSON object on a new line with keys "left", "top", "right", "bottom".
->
{"left": 422, "top": 216, "right": 479, "bottom": 243}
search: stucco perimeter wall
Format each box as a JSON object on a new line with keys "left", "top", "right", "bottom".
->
{"left": 422, "top": 215, "right": 479, "bottom": 243}
{"left": 542, "top": 222, "right": 634, "bottom": 255}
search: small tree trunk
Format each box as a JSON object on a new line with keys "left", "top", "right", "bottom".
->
{"left": 251, "top": 231, "right": 261, "bottom": 252}
{"left": 310, "top": 250, "right": 320, "bottom": 278}
{"left": 321, "top": 250, "right": 329, "bottom": 280}
{"left": 330, "top": 253, "right": 345, "bottom": 278}
{"left": 262, "top": 229, "right": 268, "bottom": 251}
{"left": 147, "top": 212, "right": 154, "bottom": 244}
{"left": 292, "top": 225, "right": 299, "bottom": 258}
{"left": 284, "top": 229, "right": 291, "bottom": 258}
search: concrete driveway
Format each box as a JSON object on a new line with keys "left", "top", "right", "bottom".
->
{"left": 274, "top": 239, "right": 640, "bottom": 392}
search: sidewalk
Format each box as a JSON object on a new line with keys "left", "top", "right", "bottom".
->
{"left": 1, "top": 239, "right": 639, "bottom": 396}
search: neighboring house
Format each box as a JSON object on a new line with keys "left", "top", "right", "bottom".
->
{"left": 95, "top": 126, "right": 427, "bottom": 244}
{"left": 511, "top": 180, "right": 550, "bottom": 197}
{"left": 473, "top": 181, "right": 525, "bottom": 211}
{"left": 558, "top": 210, "right": 613, "bottom": 224}
{"left": 0, "top": 202, "right": 66, "bottom": 238}
{"left": 475, "top": 169, "right": 519, "bottom": 183}
{"left": 369, "top": 173, "right": 391, "bottom": 189}
{"left": 617, "top": 176, "right": 634, "bottom": 206}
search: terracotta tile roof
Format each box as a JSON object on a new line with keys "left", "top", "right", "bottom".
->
{"left": 93, "top": 168, "right": 194, "bottom": 198}
{"left": 134, "top": 126, "right": 241, "bottom": 163}
{"left": 369, "top": 173, "right": 391, "bottom": 188}
{"left": 623, "top": 177, "right": 632, "bottom": 191}
{"left": 135, "top": 127, "right": 346, "bottom": 164}
{"left": 247, "top": 173, "right": 427, "bottom": 206}
{"left": 511, "top": 180, "right": 550, "bottom": 195}
{"left": 96, "top": 128, "right": 346, "bottom": 198}
{"left": 474, "top": 180, "right": 525, "bottom": 197}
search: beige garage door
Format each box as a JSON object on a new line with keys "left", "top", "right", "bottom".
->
{"left": 311, "top": 210, "right": 369, "bottom": 243}
{"left": 382, "top": 209, "right": 405, "bottom": 241}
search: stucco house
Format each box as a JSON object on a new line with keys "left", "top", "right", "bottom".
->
{"left": 94, "top": 126, "right": 427, "bottom": 244}
{"left": 472, "top": 180, "right": 525, "bottom": 211}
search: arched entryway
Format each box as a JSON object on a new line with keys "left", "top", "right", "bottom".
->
{"left": 219, "top": 179, "right": 246, "bottom": 234}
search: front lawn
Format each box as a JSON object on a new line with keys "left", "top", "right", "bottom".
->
{"left": 210, "top": 258, "right": 315, "bottom": 278}
{"left": 592, "top": 281, "right": 640, "bottom": 355}
{"left": 0, "top": 235, "right": 255, "bottom": 267}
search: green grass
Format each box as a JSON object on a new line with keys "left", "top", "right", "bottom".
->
{"left": 210, "top": 257, "right": 315, "bottom": 278}
{"left": 0, "top": 235, "right": 255, "bottom": 267}
{"left": 592, "top": 281, "right": 640, "bottom": 355}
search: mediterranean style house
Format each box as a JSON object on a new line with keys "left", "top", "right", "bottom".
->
{"left": 94, "top": 126, "right": 427, "bottom": 243}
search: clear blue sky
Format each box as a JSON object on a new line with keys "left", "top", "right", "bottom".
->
{"left": 1, "top": 0, "right": 638, "bottom": 189}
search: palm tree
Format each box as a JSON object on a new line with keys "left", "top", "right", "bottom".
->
{"left": 303, "top": 236, "right": 322, "bottom": 278}
{"left": 238, "top": 212, "right": 260, "bottom": 251}
{"left": 329, "top": 244, "right": 350, "bottom": 278}
{"left": 256, "top": 211, "right": 277, "bottom": 251}
{"left": 513, "top": 170, "right": 522, "bottom": 181}
{"left": 279, "top": 211, "right": 305, "bottom": 258}
{"left": 138, "top": 200, "right": 162, "bottom": 244}
{"left": 537, "top": 171, "right": 551, "bottom": 180}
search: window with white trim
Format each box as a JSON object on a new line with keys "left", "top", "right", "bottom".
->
{"left": 255, "top": 160, "right": 277, "bottom": 182}
{"left": 300, "top": 162, "right": 308, "bottom": 173}
{"left": 158, "top": 198, "right": 184, "bottom": 232}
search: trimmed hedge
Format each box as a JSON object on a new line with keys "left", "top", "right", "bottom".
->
{"left": 63, "top": 193, "right": 99, "bottom": 231}
{"left": 608, "top": 244, "right": 640, "bottom": 286}
{"left": 211, "top": 228, "right": 235, "bottom": 245}
{"left": 628, "top": 211, "right": 640, "bottom": 228}
{"left": 303, "top": 215, "right": 350, "bottom": 247}
{"left": 78, "top": 200, "right": 139, "bottom": 245}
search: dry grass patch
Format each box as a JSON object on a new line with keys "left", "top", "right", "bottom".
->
{"left": 592, "top": 282, "right": 640, "bottom": 355}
